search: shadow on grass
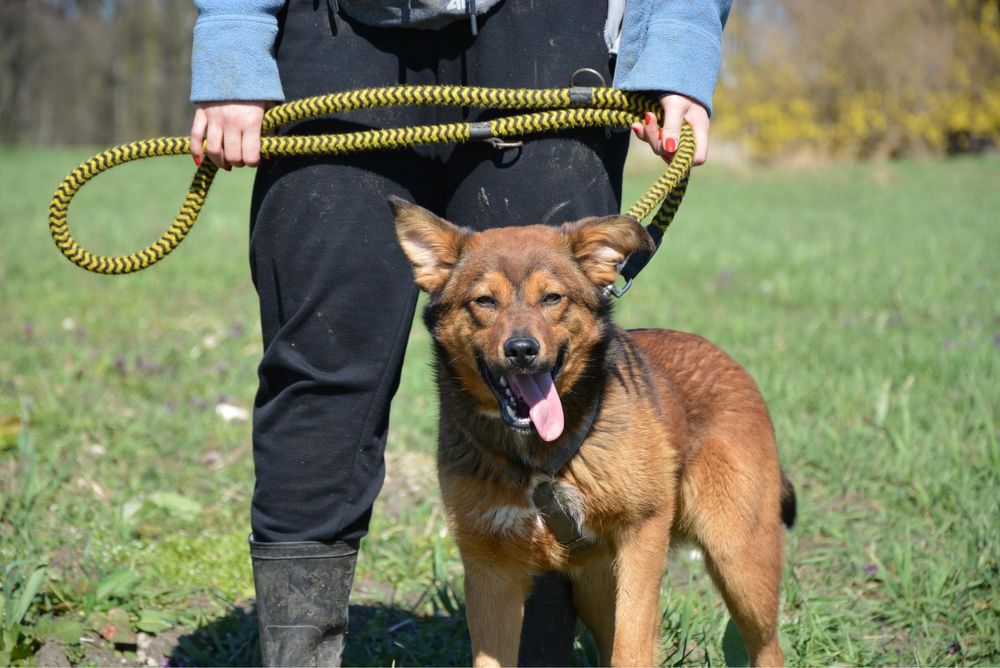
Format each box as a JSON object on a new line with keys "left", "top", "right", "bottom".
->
{"left": 168, "top": 603, "right": 471, "bottom": 667}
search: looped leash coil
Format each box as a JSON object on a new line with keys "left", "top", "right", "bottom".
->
{"left": 48, "top": 84, "right": 695, "bottom": 284}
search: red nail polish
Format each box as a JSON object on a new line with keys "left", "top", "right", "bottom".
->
{"left": 193, "top": 155, "right": 202, "bottom": 166}
{"left": 664, "top": 138, "right": 677, "bottom": 153}
{"left": 644, "top": 112, "right": 656, "bottom": 126}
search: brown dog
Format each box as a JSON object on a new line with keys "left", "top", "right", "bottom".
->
{"left": 390, "top": 196, "right": 795, "bottom": 667}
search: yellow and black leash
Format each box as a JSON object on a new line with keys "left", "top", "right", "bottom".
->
{"left": 47, "top": 84, "right": 694, "bottom": 285}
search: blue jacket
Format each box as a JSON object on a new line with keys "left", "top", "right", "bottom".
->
{"left": 191, "top": 0, "right": 731, "bottom": 114}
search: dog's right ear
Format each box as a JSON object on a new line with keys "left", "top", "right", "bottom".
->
{"left": 388, "top": 196, "right": 468, "bottom": 294}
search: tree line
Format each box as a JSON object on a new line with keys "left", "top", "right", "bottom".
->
{"left": 1, "top": 0, "right": 997, "bottom": 160}
{"left": 0, "top": 0, "right": 195, "bottom": 146}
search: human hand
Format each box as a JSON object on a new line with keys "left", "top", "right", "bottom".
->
{"left": 190, "top": 101, "right": 267, "bottom": 170}
{"left": 630, "top": 94, "right": 710, "bottom": 166}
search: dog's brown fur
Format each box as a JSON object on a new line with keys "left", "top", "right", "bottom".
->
{"left": 390, "top": 197, "right": 795, "bottom": 667}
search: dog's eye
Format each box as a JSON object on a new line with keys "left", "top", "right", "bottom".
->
{"left": 542, "top": 293, "right": 563, "bottom": 306}
{"left": 474, "top": 295, "right": 497, "bottom": 307}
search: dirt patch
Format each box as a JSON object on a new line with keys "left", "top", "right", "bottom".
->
{"left": 80, "top": 638, "right": 131, "bottom": 666}
{"left": 138, "top": 627, "right": 187, "bottom": 667}
{"left": 34, "top": 607, "right": 247, "bottom": 668}
{"left": 34, "top": 640, "right": 71, "bottom": 667}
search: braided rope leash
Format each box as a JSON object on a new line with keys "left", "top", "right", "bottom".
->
{"left": 48, "top": 85, "right": 694, "bottom": 277}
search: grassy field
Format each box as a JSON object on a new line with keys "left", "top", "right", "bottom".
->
{"left": 1, "top": 146, "right": 998, "bottom": 666}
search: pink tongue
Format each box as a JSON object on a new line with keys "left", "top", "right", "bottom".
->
{"left": 507, "top": 372, "right": 564, "bottom": 442}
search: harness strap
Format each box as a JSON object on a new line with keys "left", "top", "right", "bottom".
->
{"left": 540, "top": 392, "right": 601, "bottom": 477}
{"left": 532, "top": 482, "right": 598, "bottom": 556}
{"left": 498, "top": 393, "right": 602, "bottom": 555}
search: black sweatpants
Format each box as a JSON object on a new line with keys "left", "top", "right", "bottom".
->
{"left": 249, "top": 0, "right": 630, "bottom": 544}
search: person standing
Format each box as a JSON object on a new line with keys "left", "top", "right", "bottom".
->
{"left": 189, "top": 1, "right": 730, "bottom": 665}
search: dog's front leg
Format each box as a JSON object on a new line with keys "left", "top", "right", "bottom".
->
{"left": 609, "top": 509, "right": 673, "bottom": 666}
{"left": 463, "top": 556, "right": 533, "bottom": 668}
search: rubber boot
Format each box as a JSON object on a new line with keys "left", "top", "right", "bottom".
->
{"left": 517, "top": 572, "right": 577, "bottom": 666}
{"left": 249, "top": 536, "right": 358, "bottom": 667}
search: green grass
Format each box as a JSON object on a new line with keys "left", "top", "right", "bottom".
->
{"left": 1, "top": 146, "right": 998, "bottom": 666}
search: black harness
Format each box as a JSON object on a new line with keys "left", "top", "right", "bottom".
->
{"left": 495, "top": 395, "right": 602, "bottom": 556}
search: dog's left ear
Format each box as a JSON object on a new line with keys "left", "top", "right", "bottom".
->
{"left": 562, "top": 215, "right": 654, "bottom": 289}
{"left": 389, "top": 196, "right": 469, "bottom": 294}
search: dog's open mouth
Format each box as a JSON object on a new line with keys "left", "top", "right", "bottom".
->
{"left": 478, "top": 349, "right": 566, "bottom": 442}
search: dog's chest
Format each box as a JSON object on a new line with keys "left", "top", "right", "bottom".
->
{"left": 476, "top": 503, "right": 543, "bottom": 536}
{"left": 473, "top": 477, "right": 591, "bottom": 544}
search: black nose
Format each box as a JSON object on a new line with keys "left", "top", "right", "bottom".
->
{"left": 504, "top": 337, "right": 540, "bottom": 368}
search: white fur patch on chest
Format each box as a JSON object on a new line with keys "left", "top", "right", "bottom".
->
{"left": 474, "top": 476, "right": 594, "bottom": 540}
{"left": 475, "top": 504, "right": 542, "bottom": 536}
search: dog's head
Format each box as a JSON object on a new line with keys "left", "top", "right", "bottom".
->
{"left": 389, "top": 196, "right": 653, "bottom": 442}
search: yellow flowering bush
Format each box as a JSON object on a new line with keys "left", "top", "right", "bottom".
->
{"left": 714, "top": 0, "right": 1000, "bottom": 160}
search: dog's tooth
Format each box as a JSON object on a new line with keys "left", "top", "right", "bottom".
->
{"left": 505, "top": 404, "right": 517, "bottom": 419}
{"left": 498, "top": 377, "right": 507, "bottom": 387}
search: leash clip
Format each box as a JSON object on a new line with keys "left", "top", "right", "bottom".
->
{"left": 606, "top": 277, "right": 633, "bottom": 299}
{"left": 469, "top": 122, "right": 523, "bottom": 150}
{"left": 485, "top": 137, "right": 524, "bottom": 150}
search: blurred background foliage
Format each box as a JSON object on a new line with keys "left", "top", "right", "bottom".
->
{"left": 0, "top": 0, "right": 195, "bottom": 146}
{"left": 714, "top": 0, "right": 1000, "bottom": 160}
{"left": 0, "top": 0, "right": 997, "bottom": 159}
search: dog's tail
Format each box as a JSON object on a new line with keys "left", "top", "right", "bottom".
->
{"left": 780, "top": 470, "right": 797, "bottom": 529}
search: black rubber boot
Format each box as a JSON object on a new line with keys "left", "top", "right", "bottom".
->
{"left": 517, "top": 572, "right": 578, "bottom": 666}
{"left": 249, "top": 537, "right": 358, "bottom": 667}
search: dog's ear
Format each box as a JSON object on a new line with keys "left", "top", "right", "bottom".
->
{"left": 389, "top": 196, "right": 468, "bottom": 294}
{"left": 562, "top": 215, "right": 654, "bottom": 289}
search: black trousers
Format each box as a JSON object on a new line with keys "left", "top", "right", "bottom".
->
{"left": 249, "top": 0, "right": 629, "bottom": 545}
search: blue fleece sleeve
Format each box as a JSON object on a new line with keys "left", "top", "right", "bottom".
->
{"left": 613, "top": 0, "right": 732, "bottom": 116}
{"left": 190, "top": 0, "right": 286, "bottom": 103}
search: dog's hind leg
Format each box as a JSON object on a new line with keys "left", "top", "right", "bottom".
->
{"left": 684, "top": 451, "right": 787, "bottom": 666}
{"left": 701, "top": 523, "right": 785, "bottom": 667}
{"left": 463, "top": 556, "right": 533, "bottom": 668}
